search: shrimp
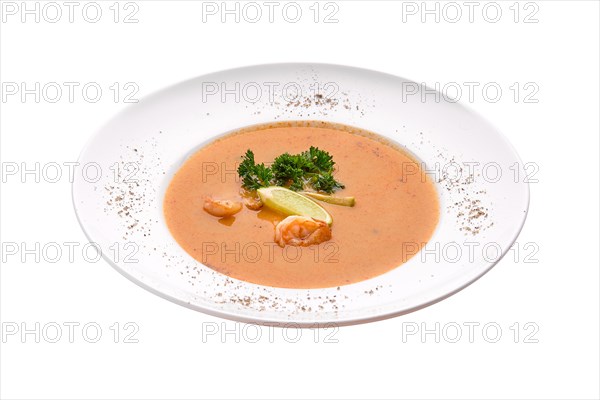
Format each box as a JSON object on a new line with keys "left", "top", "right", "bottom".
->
{"left": 203, "top": 197, "right": 242, "bottom": 217}
{"left": 243, "top": 196, "right": 263, "bottom": 210}
{"left": 240, "top": 191, "right": 263, "bottom": 210}
{"left": 274, "top": 216, "right": 331, "bottom": 247}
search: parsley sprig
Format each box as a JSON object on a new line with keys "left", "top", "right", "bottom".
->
{"left": 237, "top": 150, "right": 273, "bottom": 191}
{"left": 237, "top": 147, "right": 345, "bottom": 194}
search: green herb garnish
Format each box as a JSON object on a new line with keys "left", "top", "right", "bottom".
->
{"left": 237, "top": 147, "right": 345, "bottom": 194}
{"left": 237, "top": 150, "right": 273, "bottom": 191}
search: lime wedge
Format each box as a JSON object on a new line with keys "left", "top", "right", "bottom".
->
{"left": 301, "top": 192, "right": 355, "bottom": 207}
{"left": 257, "top": 186, "right": 333, "bottom": 225}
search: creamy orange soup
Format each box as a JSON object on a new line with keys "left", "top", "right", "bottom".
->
{"left": 164, "top": 122, "right": 439, "bottom": 289}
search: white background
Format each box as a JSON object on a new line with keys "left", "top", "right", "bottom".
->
{"left": 1, "top": 1, "right": 599, "bottom": 399}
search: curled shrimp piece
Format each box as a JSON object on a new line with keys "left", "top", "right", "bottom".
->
{"left": 239, "top": 189, "right": 263, "bottom": 210}
{"left": 274, "top": 216, "right": 332, "bottom": 247}
{"left": 243, "top": 196, "right": 263, "bottom": 210}
{"left": 203, "top": 197, "right": 242, "bottom": 217}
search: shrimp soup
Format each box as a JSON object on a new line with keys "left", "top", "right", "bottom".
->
{"left": 163, "top": 122, "right": 440, "bottom": 289}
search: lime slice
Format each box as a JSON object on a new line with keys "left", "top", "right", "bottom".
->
{"left": 301, "top": 192, "right": 355, "bottom": 207}
{"left": 257, "top": 186, "right": 333, "bottom": 225}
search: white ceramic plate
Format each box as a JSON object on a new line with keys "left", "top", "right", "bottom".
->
{"left": 73, "top": 63, "right": 529, "bottom": 326}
